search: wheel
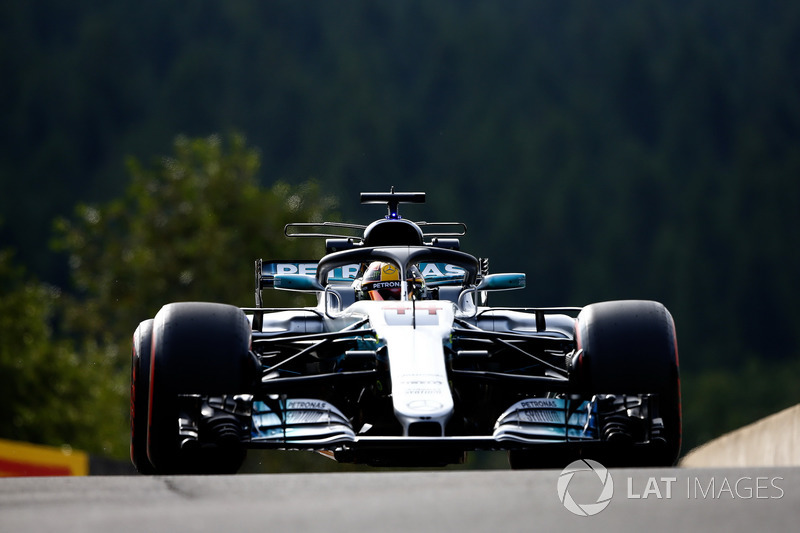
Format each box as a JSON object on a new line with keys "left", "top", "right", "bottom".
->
{"left": 131, "top": 319, "right": 156, "bottom": 474}
{"left": 147, "top": 302, "right": 253, "bottom": 474}
{"left": 574, "top": 300, "right": 681, "bottom": 466}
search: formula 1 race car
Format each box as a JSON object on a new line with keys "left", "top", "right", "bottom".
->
{"left": 130, "top": 190, "right": 681, "bottom": 474}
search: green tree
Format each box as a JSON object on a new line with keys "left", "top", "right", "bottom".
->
{"left": 0, "top": 248, "right": 123, "bottom": 456}
{"left": 52, "top": 134, "right": 338, "bottom": 457}
{"left": 55, "top": 133, "right": 336, "bottom": 342}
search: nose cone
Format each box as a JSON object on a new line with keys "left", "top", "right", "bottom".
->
{"left": 367, "top": 301, "right": 456, "bottom": 436}
{"left": 392, "top": 370, "right": 454, "bottom": 436}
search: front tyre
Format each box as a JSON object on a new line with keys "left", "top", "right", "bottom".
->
{"left": 147, "top": 302, "right": 253, "bottom": 474}
{"left": 131, "top": 319, "right": 156, "bottom": 474}
{"left": 574, "top": 300, "right": 681, "bottom": 466}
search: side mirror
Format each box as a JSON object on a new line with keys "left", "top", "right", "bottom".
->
{"left": 273, "top": 274, "right": 324, "bottom": 292}
{"left": 476, "top": 273, "right": 526, "bottom": 291}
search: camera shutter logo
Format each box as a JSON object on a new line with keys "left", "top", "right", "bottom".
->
{"left": 557, "top": 459, "right": 614, "bottom": 516}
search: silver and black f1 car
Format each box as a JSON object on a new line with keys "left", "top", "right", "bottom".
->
{"left": 130, "top": 190, "right": 681, "bottom": 474}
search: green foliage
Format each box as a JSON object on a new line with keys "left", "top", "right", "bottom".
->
{"left": 0, "top": 249, "right": 124, "bottom": 456}
{"left": 54, "top": 134, "right": 335, "bottom": 346}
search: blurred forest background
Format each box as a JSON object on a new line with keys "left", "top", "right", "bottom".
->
{"left": 2, "top": 0, "right": 800, "bottom": 466}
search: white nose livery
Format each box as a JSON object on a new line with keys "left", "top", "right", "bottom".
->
{"left": 365, "top": 301, "right": 455, "bottom": 435}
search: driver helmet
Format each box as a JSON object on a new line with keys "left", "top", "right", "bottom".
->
{"left": 358, "top": 261, "right": 425, "bottom": 300}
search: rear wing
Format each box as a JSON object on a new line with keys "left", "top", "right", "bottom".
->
{"left": 257, "top": 260, "right": 360, "bottom": 289}
{"left": 257, "top": 260, "right": 470, "bottom": 287}
{"left": 255, "top": 259, "right": 474, "bottom": 307}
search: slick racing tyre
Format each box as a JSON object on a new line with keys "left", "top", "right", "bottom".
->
{"left": 131, "top": 319, "right": 156, "bottom": 474}
{"left": 147, "top": 302, "right": 253, "bottom": 474}
{"left": 574, "top": 300, "right": 681, "bottom": 466}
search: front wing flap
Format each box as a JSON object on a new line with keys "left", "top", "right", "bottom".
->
{"left": 233, "top": 393, "right": 662, "bottom": 450}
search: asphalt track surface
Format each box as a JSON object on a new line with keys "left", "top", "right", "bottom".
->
{"left": 1, "top": 467, "right": 798, "bottom": 532}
